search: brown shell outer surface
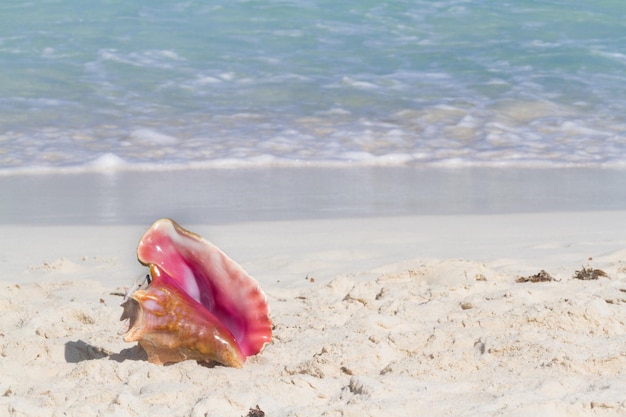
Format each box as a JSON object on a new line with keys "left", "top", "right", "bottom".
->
{"left": 123, "top": 282, "right": 245, "bottom": 368}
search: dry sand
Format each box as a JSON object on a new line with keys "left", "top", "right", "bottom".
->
{"left": 1, "top": 213, "right": 626, "bottom": 416}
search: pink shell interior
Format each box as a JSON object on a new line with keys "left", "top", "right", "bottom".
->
{"left": 137, "top": 218, "right": 272, "bottom": 357}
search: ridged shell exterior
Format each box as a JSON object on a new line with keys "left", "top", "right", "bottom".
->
{"left": 122, "top": 265, "right": 246, "bottom": 367}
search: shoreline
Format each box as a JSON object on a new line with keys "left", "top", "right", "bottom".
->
{"left": 2, "top": 166, "right": 626, "bottom": 225}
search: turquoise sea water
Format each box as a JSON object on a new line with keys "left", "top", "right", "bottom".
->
{"left": 2, "top": 0, "right": 626, "bottom": 171}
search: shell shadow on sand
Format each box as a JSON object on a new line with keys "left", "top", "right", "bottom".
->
{"left": 64, "top": 340, "right": 220, "bottom": 367}
{"left": 64, "top": 340, "right": 147, "bottom": 363}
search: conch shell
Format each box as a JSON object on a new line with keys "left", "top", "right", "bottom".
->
{"left": 120, "top": 218, "right": 272, "bottom": 367}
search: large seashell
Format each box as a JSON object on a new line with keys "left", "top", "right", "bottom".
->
{"left": 120, "top": 218, "right": 272, "bottom": 367}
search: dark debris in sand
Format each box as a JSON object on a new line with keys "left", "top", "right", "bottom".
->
{"left": 244, "top": 405, "right": 265, "bottom": 417}
{"left": 516, "top": 270, "right": 555, "bottom": 283}
{"left": 573, "top": 266, "right": 609, "bottom": 280}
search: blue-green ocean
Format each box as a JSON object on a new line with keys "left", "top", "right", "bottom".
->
{"left": 2, "top": 0, "right": 626, "bottom": 172}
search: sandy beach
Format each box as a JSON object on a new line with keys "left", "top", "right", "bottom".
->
{"left": 1, "top": 168, "right": 626, "bottom": 416}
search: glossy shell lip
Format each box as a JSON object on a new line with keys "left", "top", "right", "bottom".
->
{"left": 120, "top": 218, "right": 272, "bottom": 367}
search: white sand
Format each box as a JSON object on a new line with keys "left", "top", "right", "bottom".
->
{"left": 1, "top": 212, "right": 626, "bottom": 416}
